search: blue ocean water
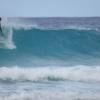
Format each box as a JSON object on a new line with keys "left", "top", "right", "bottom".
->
{"left": 0, "top": 17, "right": 100, "bottom": 100}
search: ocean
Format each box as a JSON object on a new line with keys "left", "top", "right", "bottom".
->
{"left": 0, "top": 17, "right": 100, "bottom": 100}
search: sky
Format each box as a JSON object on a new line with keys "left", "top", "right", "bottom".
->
{"left": 0, "top": 0, "right": 100, "bottom": 17}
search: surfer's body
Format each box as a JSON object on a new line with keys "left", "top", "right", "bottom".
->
{"left": 0, "top": 17, "right": 4, "bottom": 37}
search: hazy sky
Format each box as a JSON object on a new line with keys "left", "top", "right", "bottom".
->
{"left": 0, "top": 0, "right": 100, "bottom": 17}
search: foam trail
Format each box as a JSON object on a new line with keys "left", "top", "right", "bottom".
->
{"left": 0, "top": 66, "right": 100, "bottom": 83}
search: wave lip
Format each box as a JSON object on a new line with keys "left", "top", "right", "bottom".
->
{"left": 0, "top": 66, "right": 100, "bottom": 83}
{"left": 7, "top": 17, "right": 100, "bottom": 31}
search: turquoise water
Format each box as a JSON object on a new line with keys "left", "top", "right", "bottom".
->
{"left": 0, "top": 17, "right": 100, "bottom": 100}
{"left": 0, "top": 29, "right": 100, "bottom": 66}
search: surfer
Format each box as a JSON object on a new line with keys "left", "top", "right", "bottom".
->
{"left": 0, "top": 17, "right": 4, "bottom": 37}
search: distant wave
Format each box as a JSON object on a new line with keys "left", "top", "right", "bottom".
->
{"left": 6, "top": 17, "right": 100, "bottom": 31}
{"left": 4, "top": 21, "right": 100, "bottom": 31}
{"left": 0, "top": 66, "right": 100, "bottom": 83}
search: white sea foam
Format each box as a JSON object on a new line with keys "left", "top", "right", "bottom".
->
{"left": 2, "top": 18, "right": 38, "bottom": 30}
{"left": 0, "top": 90, "right": 100, "bottom": 100}
{"left": 0, "top": 65, "right": 100, "bottom": 83}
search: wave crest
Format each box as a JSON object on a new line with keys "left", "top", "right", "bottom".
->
{"left": 0, "top": 17, "right": 100, "bottom": 50}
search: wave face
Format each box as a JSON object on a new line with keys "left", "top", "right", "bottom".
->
{"left": 0, "top": 23, "right": 100, "bottom": 66}
{"left": 0, "top": 17, "right": 100, "bottom": 100}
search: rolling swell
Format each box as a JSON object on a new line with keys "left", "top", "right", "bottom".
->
{"left": 0, "top": 28, "right": 100, "bottom": 66}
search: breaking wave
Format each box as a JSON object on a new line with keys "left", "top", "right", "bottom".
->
{"left": 0, "top": 18, "right": 100, "bottom": 100}
{"left": 0, "top": 17, "right": 100, "bottom": 66}
{"left": 0, "top": 66, "right": 100, "bottom": 83}
{"left": 0, "top": 17, "right": 100, "bottom": 50}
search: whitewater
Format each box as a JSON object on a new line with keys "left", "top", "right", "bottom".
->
{"left": 0, "top": 17, "right": 100, "bottom": 100}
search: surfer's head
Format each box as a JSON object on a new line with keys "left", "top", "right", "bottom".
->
{"left": 0, "top": 17, "right": 1, "bottom": 21}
